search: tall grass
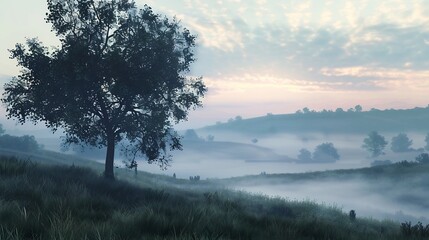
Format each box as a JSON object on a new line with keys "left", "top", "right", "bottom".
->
{"left": 0, "top": 156, "right": 421, "bottom": 239}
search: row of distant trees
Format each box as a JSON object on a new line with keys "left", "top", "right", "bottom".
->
{"left": 362, "top": 131, "right": 429, "bottom": 157}
{"left": 296, "top": 105, "right": 364, "bottom": 114}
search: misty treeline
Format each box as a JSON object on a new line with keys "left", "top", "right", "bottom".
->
{"left": 0, "top": 124, "right": 40, "bottom": 152}
{"left": 206, "top": 105, "right": 429, "bottom": 135}
{"left": 294, "top": 131, "right": 429, "bottom": 164}
{"left": 295, "top": 105, "right": 364, "bottom": 114}
{"left": 362, "top": 131, "right": 429, "bottom": 157}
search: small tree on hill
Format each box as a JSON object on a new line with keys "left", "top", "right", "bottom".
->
{"left": 2, "top": 0, "right": 206, "bottom": 179}
{"left": 362, "top": 131, "right": 388, "bottom": 158}
{"left": 391, "top": 133, "right": 413, "bottom": 152}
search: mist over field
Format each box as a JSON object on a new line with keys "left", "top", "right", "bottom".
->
{"left": 37, "top": 109, "right": 428, "bottom": 225}
{"left": 238, "top": 178, "right": 429, "bottom": 225}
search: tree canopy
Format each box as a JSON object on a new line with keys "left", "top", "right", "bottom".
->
{"left": 2, "top": 0, "right": 206, "bottom": 179}
{"left": 362, "top": 131, "right": 388, "bottom": 158}
{"left": 390, "top": 133, "right": 413, "bottom": 153}
{"left": 312, "top": 142, "right": 340, "bottom": 163}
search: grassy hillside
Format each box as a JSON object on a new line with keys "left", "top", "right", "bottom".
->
{"left": 202, "top": 107, "right": 429, "bottom": 135}
{"left": 0, "top": 154, "right": 427, "bottom": 239}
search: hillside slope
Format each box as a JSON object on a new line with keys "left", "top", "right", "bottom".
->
{"left": 0, "top": 155, "right": 420, "bottom": 240}
{"left": 202, "top": 107, "right": 429, "bottom": 135}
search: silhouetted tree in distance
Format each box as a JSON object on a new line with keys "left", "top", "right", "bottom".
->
{"left": 354, "top": 105, "right": 363, "bottom": 112}
{"left": 362, "top": 131, "right": 388, "bottom": 158}
{"left": 297, "top": 148, "right": 312, "bottom": 162}
{"left": 183, "top": 129, "right": 202, "bottom": 141}
{"left": 335, "top": 108, "right": 344, "bottom": 113}
{"left": 391, "top": 133, "right": 413, "bottom": 153}
{"left": 2, "top": 0, "right": 206, "bottom": 179}
{"left": 312, "top": 142, "right": 340, "bottom": 163}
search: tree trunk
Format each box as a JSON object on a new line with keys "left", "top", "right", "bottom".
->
{"left": 104, "top": 132, "right": 115, "bottom": 180}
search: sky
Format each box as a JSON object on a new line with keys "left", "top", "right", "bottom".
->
{"left": 1, "top": 0, "right": 429, "bottom": 129}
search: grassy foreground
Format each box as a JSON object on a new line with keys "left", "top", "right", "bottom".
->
{"left": 0, "top": 156, "right": 422, "bottom": 240}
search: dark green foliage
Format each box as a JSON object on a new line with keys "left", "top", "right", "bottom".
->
{"left": 391, "top": 133, "right": 413, "bottom": 153}
{"left": 0, "top": 134, "right": 40, "bottom": 152}
{"left": 312, "top": 142, "right": 340, "bottom": 163}
{"left": 0, "top": 156, "right": 415, "bottom": 240}
{"left": 3, "top": 0, "right": 206, "bottom": 179}
{"left": 363, "top": 131, "right": 388, "bottom": 158}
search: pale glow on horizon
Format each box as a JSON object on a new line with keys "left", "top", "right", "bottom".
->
{"left": 1, "top": 0, "right": 429, "bottom": 128}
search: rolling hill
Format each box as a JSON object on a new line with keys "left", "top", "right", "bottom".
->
{"left": 202, "top": 106, "right": 429, "bottom": 135}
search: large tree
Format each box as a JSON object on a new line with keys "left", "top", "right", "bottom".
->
{"left": 3, "top": 0, "right": 206, "bottom": 179}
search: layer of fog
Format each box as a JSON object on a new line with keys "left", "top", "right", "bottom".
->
{"left": 36, "top": 131, "right": 429, "bottom": 179}
{"left": 34, "top": 129, "right": 429, "bottom": 223}
{"left": 236, "top": 179, "right": 429, "bottom": 224}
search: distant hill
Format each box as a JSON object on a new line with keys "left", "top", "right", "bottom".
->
{"left": 202, "top": 106, "right": 429, "bottom": 135}
{"left": 180, "top": 140, "right": 295, "bottom": 162}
